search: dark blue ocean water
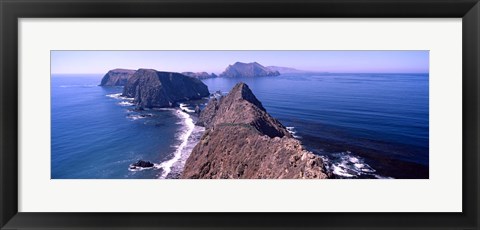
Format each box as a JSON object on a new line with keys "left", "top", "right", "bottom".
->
{"left": 51, "top": 75, "right": 206, "bottom": 179}
{"left": 202, "top": 73, "right": 429, "bottom": 178}
{"left": 51, "top": 73, "right": 428, "bottom": 179}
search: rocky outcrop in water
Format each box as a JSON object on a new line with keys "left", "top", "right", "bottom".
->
{"left": 132, "top": 160, "right": 154, "bottom": 168}
{"left": 182, "top": 83, "right": 329, "bottom": 179}
{"left": 100, "top": 69, "right": 136, "bottom": 86}
{"left": 181, "top": 72, "right": 217, "bottom": 79}
{"left": 122, "top": 69, "right": 210, "bottom": 109}
{"left": 219, "top": 62, "right": 280, "bottom": 78}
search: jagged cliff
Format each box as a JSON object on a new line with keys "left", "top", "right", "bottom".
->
{"left": 122, "top": 69, "right": 210, "bottom": 109}
{"left": 181, "top": 83, "right": 329, "bottom": 179}
{"left": 99, "top": 69, "right": 136, "bottom": 86}
{"left": 219, "top": 62, "right": 280, "bottom": 78}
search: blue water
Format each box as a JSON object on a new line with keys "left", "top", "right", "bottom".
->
{"left": 51, "top": 73, "right": 428, "bottom": 179}
{"left": 51, "top": 75, "right": 203, "bottom": 179}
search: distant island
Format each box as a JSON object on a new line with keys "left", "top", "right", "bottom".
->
{"left": 219, "top": 62, "right": 280, "bottom": 78}
{"left": 99, "top": 62, "right": 286, "bottom": 87}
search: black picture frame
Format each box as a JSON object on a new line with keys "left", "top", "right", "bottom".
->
{"left": 1, "top": 0, "right": 479, "bottom": 229}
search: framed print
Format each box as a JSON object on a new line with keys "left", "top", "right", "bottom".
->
{"left": 1, "top": 0, "right": 479, "bottom": 229}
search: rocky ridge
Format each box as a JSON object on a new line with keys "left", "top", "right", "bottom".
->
{"left": 181, "top": 83, "right": 329, "bottom": 179}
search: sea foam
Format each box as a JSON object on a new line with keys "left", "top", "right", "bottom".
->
{"left": 157, "top": 109, "right": 204, "bottom": 179}
{"left": 286, "top": 126, "right": 301, "bottom": 138}
{"left": 179, "top": 103, "right": 196, "bottom": 113}
{"left": 106, "top": 93, "right": 134, "bottom": 101}
{"left": 321, "top": 151, "right": 391, "bottom": 179}
{"left": 106, "top": 93, "right": 123, "bottom": 99}
{"left": 118, "top": 101, "right": 134, "bottom": 106}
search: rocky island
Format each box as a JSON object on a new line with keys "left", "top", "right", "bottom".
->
{"left": 122, "top": 69, "right": 210, "bottom": 109}
{"left": 99, "top": 68, "right": 136, "bottom": 86}
{"left": 219, "top": 62, "right": 280, "bottom": 78}
{"left": 181, "top": 72, "right": 217, "bottom": 79}
{"left": 181, "top": 83, "right": 329, "bottom": 179}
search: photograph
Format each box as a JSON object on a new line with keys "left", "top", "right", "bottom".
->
{"left": 51, "top": 50, "right": 429, "bottom": 179}
{"left": 3, "top": 0, "right": 477, "bottom": 228}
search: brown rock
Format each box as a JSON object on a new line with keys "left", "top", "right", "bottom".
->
{"left": 197, "top": 83, "right": 290, "bottom": 138}
{"left": 181, "top": 82, "right": 328, "bottom": 179}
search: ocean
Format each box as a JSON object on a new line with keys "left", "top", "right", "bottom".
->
{"left": 51, "top": 73, "right": 428, "bottom": 179}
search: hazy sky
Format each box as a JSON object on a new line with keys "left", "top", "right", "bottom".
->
{"left": 51, "top": 50, "right": 429, "bottom": 74}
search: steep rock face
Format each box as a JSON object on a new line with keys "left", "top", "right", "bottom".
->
{"left": 100, "top": 69, "right": 136, "bottom": 86}
{"left": 197, "top": 83, "right": 289, "bottom": 138}
{"left": 182, "top": 83, "right": 328, "bottom": 179}
{"left": 219, "top": 62, "right": 280, "bottom": 78}
{"left": 122, "top": 69, "right": 210, "bottom": 108}
{"left": 181, "top": 72, "right": 217, "bottom": 79}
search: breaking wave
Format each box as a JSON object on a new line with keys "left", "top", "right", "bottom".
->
{"left": 179, "top": 103, "right": 196, "bottom": 113}
{"left": 106, "top": 93, "right": 134, "bottom": 101}
{"left": 286, "top": 126, "right": 301, "bottom": 138}
{"left": 321, "top": 151, "right": 393, "bottom": 179}
{"left": 106, "top": 93, "right": 122, "bottom": 99}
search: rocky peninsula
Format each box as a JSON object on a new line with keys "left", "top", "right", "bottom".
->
{"left": 219, "top": 62, "right": 280, "bottom": 78}
{"left": 122, "top": 69, "right": 210, "bottom": 109}
{"left": 181, "top": 83, "right": 329, "bottom": 179}
{"left": 99, "top": 69, "right": 136, "bottom": 86}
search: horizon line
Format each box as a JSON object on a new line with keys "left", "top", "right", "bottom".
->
{"left": 51, "top": 71, "right": 430, "bottom": 75}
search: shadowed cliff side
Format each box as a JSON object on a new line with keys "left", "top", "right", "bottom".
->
{"left": 122, "top": 69, "right": 210, "bottom": 109}
{"left": 182, "top": 83, "right": 329, "bottom": 179}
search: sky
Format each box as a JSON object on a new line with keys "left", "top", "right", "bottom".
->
{"left": 51, "top": 50, "right": 429, "bottom": 75}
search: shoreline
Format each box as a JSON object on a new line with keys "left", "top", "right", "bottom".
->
{"left": 157, "top": 108, "right": 205, "bottom": 179}
{"left": 107, "top": 91, "right": 205, "bottom": 178}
